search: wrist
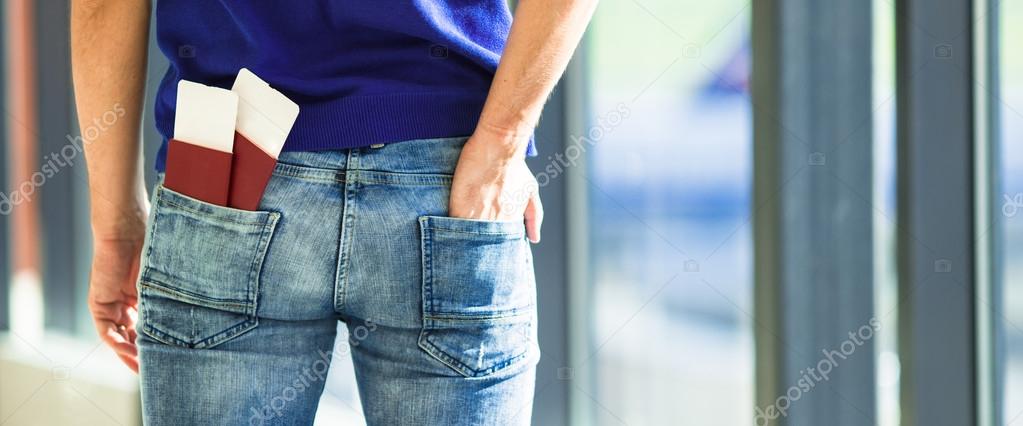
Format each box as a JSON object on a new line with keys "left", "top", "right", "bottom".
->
{"left": 90, "top": 203, "right": 147, "bottom": 243}
{"left": 471, "top": 121, "right": 531, "bottom": 163}
{"left": 89, "top": 178, "right": 149, "bottom": 235}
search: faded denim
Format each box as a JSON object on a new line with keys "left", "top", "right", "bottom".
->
{"left": 136, "top": 137, "right": 539, "bottom": 425}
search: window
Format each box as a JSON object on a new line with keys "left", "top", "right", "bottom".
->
{"left": 584, "top": 1, "right": 753, "bottom": 423}
{"left": 873, "top": 0, "right": 899, "bottom": 424}
{"left": 999, "top": 0, "right": 1023, "bottom": 421}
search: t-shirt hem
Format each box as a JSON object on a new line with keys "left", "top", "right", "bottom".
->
{"left": 154, "top": 91, "right": 537, "bottom": 171}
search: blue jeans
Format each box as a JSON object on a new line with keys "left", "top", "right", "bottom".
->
{"left": 136, "top": 137, "right": 539, "bottom": 425}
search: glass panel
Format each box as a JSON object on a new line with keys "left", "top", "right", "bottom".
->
{"left": 4, "top": 0, "right": 46, "bottom": 338}
{"left": 585, "top": 1, "right": 752, "bottom": 423}
{"left": 999, "top": 0, "right": 1023, "bottom": 420}
{"left": 873, "top": 0, "right": 899, "bottom": 424}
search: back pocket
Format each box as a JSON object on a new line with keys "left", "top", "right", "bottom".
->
{"left": 137, "top": 185, "right": 279, "bottom": 349}
{"left": 417, "top": 216, "right": 538, "bottom": 378}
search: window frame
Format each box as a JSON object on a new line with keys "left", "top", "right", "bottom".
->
{"left": 1, "top": 0, "right": 10, "bottom": 332}
{"left": 893, "top": 0, "right": 998, "bottom": 424}
{"left": 752, "top": 0, "right": 878, "bottom": 424}
{"left": 973, "top": 0, "right": 1002, "bottom": 424}
{"left": 33, "top": 0, "right": 90, "bottom": 334}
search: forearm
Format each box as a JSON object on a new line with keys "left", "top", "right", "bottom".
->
{"left": 476, "top": 0, "right": 598, "bottom": 156}
{"left": 70, "top": 0, "right": 151, "bottom": 238}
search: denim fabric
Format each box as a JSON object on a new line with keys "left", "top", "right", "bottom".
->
{"left": 136, "top": 137, "right": 539, "bottom": 425}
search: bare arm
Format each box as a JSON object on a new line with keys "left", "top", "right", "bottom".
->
{"left": 70, "top": 0, "right": 152, "bottom": 372}
{"left": 479, "top": 0, "right": 598, "bottom": 153}
{"left": 449, "top": 0, "right": 598, "bottom": 242}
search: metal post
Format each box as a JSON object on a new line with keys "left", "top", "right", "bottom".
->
{"left": 753, "top": 0, "right": 876, "bottom": 424}
{"left": 0, "top": 0, "right": 10, "bottom": 331}
{"left": 895, "top": 0, "right": 978, "bottom": 424}
{"left": 973, "top": 0, "right": 1002, "bottom": 424}
{"left": 34, "top": 0, "right": 84, "bottom": 333}
{"left": 527, "top": 80, "right": 575, "bottom": 426}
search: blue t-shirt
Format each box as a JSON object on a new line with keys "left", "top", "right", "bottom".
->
{"left": 153, "top": 0, "right": 536, "bottom": 171}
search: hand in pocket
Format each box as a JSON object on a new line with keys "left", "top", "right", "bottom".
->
{"left": 449, "top": 134, "right": 543, "bottom": 243}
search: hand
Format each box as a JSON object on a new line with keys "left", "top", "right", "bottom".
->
{"left": 449, "top": 133, "right": 543, "bottom": 243}
{"left": 88, "top": 230, "right": 145, "bottom": 373}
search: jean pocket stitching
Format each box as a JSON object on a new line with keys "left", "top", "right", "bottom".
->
{"left": 417, "top": 216, "right": 537, "bottom": 377}
{"left": 423, "top": 309, "right": 534, "bottom": 321}
{"left": 156, "top": 185, "right": 277, "bottom": 227}
{"left": 138, "top": 185, "right": 279, "bottom": 349}
{"left": 417, "top": 328, "right": 532, "bottom": 378}
{"left": 420, "top": 215, "right": 526, "bottom": 237}
{"left": 144, "top": 320, "right": 259, "bottom": 349}
{"left": 425, "top": 227, "right": 523, "bottom": 237}
{"left": 139, "top": 300, "right": 259, "bottom": 350}
{"left": 143, "top": 186, "right": 280, "bottom": 308}
{"left": 139, "top": 280, "right": 253, "bottom": 311}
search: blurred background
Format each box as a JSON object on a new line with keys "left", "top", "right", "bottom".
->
{"left": 0, "top": 0, "right": 1020, "bottom": 425}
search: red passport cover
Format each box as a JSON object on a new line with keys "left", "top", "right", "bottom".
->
{"left": 163, "top": 139, "right": 233, "bottom": 206}
{"left": 228, "top": 132, "right": 278, "bottom": 211}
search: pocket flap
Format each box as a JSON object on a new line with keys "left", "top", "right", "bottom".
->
{"left": 419, "top": 216, "right": 532, "bottom": 319}
{"left": 140, "top": 185, "right": 279, "bottom": 311}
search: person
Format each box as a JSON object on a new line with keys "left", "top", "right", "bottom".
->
{"left": 70, "top": 0, "right": 595, "bottom": 424}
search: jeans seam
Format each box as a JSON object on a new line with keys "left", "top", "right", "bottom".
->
{"left": 249, "top": 212, "right": 280, "bottom": 316}
{"left": 157, "top": 187, "right": 274, "bottom": 227}
{"left": 427, "top": 227, "right": 525, "bottom": 237}
{"left": 139, "top": 280, "right": 251, "bottom": 310}
{"left": 422, "top": 309, "right": 534, "bottom": 321}
{"left": 334, "top": 149, "right": 359, "bottom": 314}
{"left": 272, "top": 162, "right": 345, "bottom": 183}
{"left": 417, "top": 330, "right": 531, "bottom": 378}
{"left": 420, "top": 217, "right": 433, "bottom": 314}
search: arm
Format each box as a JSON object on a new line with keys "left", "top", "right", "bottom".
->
{"left": 70, "top": 0, "right": 152, "bottom": 372}
{"left": 449, "top": 0, "right": 598, "bottom": 242}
